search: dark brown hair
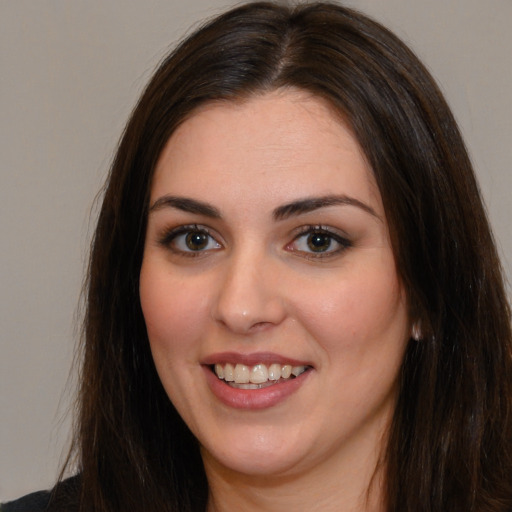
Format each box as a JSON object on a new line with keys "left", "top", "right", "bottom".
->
{"left": 62, "top": 2, "right": 512, "bottom": 511}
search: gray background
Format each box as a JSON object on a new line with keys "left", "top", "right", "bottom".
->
{"left": 1, "top": 0, "right": 510, "bottom": 501}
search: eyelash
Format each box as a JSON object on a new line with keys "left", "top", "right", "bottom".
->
{"left": 287, "top": 225, "right": 352, "bottom": 259}
{"left": 158, "top": 224, "right": 221, "bottom": 257}
{"left": 157, "top": 224, "right": 352, "bottom": 259}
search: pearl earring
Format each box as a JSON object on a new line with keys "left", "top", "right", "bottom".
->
{"left": 411, "top": 322, "right": 422, "bottom": 341}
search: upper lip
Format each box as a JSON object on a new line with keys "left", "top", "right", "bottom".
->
{"left": 201, "top": 351, "right": 312, "bottom": 367}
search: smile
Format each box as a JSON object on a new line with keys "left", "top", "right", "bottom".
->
{"left": 202, "top": 355, "right": 313, "bottom": 409}
{"left": 213, "top": 363, "right": 309, "bottom": 389}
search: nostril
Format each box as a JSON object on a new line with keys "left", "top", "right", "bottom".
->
{"left": 249, "top": 321, "right": 274, "bottom": 332}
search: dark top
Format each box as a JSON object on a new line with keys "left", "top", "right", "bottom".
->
{"left": 1, "top": 489, "right": 51, "bottom": 512}
{"left": 1, "top": 476, "right": 80, "bottom": 512}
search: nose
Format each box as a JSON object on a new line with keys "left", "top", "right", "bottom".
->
{"left": 211, "top": 248, "right": 287, "bottom": 334}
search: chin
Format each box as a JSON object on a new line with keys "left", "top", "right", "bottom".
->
{"left": 200, "top": 428, "right": 312, "bottom": 478}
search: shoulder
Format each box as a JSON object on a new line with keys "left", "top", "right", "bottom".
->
{"left": 1, "top": 489, "right": 51, "bottom": 512}
{"left": 1, "top": 476, "right": 81, "bottom": 512}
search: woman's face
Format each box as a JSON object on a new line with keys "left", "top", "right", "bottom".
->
{"left": 140, "top": 90, "right": 410, "bottom": 479}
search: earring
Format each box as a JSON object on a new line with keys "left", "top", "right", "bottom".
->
{"left": 411, "top": 321, "right": 422, "bottom": 341}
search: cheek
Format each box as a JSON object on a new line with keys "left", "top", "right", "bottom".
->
{"left": 296, "top": 261, "right": 407, "bottom": 355}
{"left": 139, "top": 263, "right": 210, "bottom": 360}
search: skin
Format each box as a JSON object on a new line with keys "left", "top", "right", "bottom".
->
{"left": 140, "top": 89, "right": 411, "bottom": 511}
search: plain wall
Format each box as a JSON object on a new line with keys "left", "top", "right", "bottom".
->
{"left": 1, "top": 0, "right": 510, "bottom": 501}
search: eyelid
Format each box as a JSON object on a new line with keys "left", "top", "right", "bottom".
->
{"left": 158, "top": 224, "right": 223, "bottom": 256}
{"left": 291, "top": 224, "right": 350, "bottom": 239}
{"left": 286, "top": 224, "right": 352, "bottom": 259}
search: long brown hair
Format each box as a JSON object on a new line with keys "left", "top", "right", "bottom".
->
{"left": 62, "top": 2, "right": 512, "bottom": 511}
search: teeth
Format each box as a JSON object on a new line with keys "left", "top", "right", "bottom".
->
{"left": 268, "top": 363, "right": 282, "bottom": 381}
{"left": 213, "top": 362, "right": 308, "bottom": 385}
{"left": 224, "top": 363, "right": 234, "bottom": 382}
{"left": 291, "top": 366, "right": 304, "bottom": 377}
{"left": 281, "top": 365, "right": 292, "bottom": 379}
{"left": 250, "top": 364, "right": 268, "bottom": 384}
{"left": 214, "top": 364, "right": 224, "bottom": 379}
{"left": 234, "top": 364, "right": 250, "bottom": 383}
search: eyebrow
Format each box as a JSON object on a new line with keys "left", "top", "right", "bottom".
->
{"left": 272, "top": 195, "right": 380, "bottom": 221}
{"left": 149, "top": 196, "right": 221, "bottom": 218}
{"left": 148, "top": 194, "right": 379, "bottom": 221}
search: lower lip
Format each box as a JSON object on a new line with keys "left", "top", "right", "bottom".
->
{"left": 203, "top": 366, "right": 312, "bottom": 410}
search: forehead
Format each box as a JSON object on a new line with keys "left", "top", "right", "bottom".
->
{"left": 151, "top": 89, "right": 382, "bottom": 216}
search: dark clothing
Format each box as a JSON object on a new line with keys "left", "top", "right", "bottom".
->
{"left": 1, "top": 489, "right": 51, "bottom": 512}
{"left": 1, "top": 476, "right": 80, "bottom": 512}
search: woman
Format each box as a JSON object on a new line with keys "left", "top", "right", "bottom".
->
{"left": 4, "top": 2, "right": 511, "bottom": 511}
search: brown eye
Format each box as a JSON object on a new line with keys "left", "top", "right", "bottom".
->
{"left": 307, "top": 233, "right": 332, "bottom": 252}
{"left": 288, "top": 226, "right": 352, "bottom": 259}
{"left": 160, "top": 225, "right": 222, "bottom": 255}
{"left": 185, "top": 232, "right": 209, "bottom": 251}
